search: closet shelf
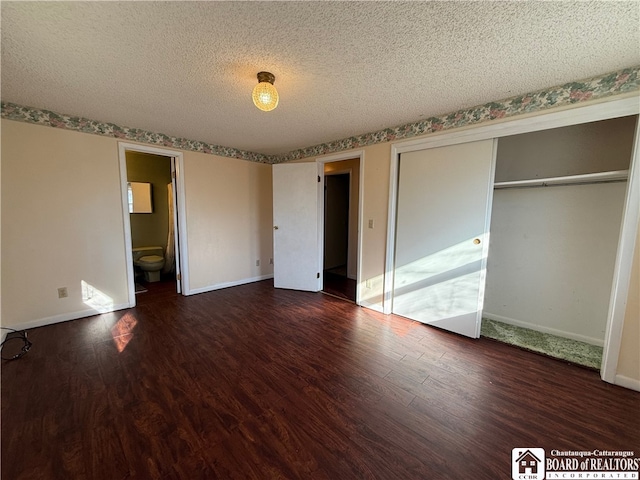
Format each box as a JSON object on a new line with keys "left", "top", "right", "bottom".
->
{"left": 494, "top": 170, "right": 629, "bottom": 189}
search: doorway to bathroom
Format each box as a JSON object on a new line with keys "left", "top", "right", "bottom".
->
{"left": 118, "top": 143, "right": 187, "bottom": 306}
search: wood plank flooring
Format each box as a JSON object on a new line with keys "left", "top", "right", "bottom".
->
{"left": 2, "top": 280, "right": 639, "bottom": 479}
{"left": 322, "top": 270, "right": 356, "bottom": 302}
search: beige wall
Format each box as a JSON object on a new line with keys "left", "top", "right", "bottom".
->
{"left": 495, "top": 116, "right": 635, "bottom": 181}
{"left": 617, "top": 224, "right": 640, "bottom": 383}
{"left": 182, "top": 150, "right": 273, "bottom": 292}
{"left": 1, "top": 120, "right": 129, "bottom": 326}
{"left": 1, "top": 119, "right": 274, "bottom": 328}
{"left": 359, "top": 143, "right": 391, "bottom": 308}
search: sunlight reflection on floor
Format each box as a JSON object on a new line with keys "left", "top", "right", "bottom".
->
{"left": 110, "top": 313, "right": 138, "bottom": 353}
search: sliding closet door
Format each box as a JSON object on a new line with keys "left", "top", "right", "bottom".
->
{"left": 393, "top": 139, "right": 496, "bottom": 338}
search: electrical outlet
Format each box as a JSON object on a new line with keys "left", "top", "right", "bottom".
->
{"left": 368, "top": 219, "right": 374, "bottom": 229}
{"left": 365, "top": 279, "right": 372, "bottom": 289}
{"left": 57, "top": 287, "right": 68, "bottom": 298}
{"left": 270, "top": 258, "right": 273, "bottom": 265}
{"left": 256, "top": 259, "right": 260, "bottom": 267}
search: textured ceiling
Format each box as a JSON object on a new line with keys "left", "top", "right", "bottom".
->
{"left": 2, "top": 1, "right": 639, "bottom": 156}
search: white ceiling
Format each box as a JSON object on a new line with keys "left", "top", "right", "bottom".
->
{"left": 2, "top": 1, "right": 639, "bottom": 156}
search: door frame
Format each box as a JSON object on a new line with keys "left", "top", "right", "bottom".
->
{"left": 317, "top": 150, "right": 364, "bottom": 305}
{"left": 384, "top": 95, "right": 640, "bottom": 384}
{"left": 117, "top": 142, "right": 190, "bottom": 306}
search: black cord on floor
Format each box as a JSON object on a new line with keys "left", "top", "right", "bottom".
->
{"left": 1, "top": 327, "right": 32, "bottom": 360}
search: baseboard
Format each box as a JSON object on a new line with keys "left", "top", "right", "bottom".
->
{"left": 614, "top": 374, "right": 640, "bottom": 392}
{"left": 482, "top": 312, "right": 604, "bottom": 347}
{"left": 359, "top": 299, "right": 384, "bottom": 313}
{"left": 1, "top": 302, "right": 133, "bottom": 334}
{"left": 187, "top": 274, "right": 274, "bottom": 296}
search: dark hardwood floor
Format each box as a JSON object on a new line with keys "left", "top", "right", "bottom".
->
{"left": 322, "top": 270, "right": 356, "bottom": 302}
{"left": 2, "top": 280, "right": 639, "bottom": 479}
{"left": 135, "top": 277, "right": 179, "bottom": 306}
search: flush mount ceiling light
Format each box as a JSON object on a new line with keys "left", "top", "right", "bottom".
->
{"left": 252, "top": 71, "right": 279, "bottom": 112}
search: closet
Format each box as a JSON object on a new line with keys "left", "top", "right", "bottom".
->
{"left": 390, "top": 111, "right": 638, "bottom": 347}
{"left": 483, "top": 116, "right": 637, "bottom": 347}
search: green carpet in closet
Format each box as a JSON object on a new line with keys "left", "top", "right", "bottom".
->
{"left": 481, "top": 318, "right": 603, "bottom": 370}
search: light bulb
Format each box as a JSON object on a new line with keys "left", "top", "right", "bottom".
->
{"left": 252, "top": 72, "right": 279, "bottom": 111}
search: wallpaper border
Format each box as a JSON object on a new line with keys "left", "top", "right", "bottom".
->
{"left": 2, "top": 66, "right": 639, "bottom": 165}
{"left": 0, "top": 102, "right": 272, "bottom": 164}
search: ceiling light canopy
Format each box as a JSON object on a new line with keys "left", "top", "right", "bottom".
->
{"left": 252, "top": 71, "right": 279, "bottom": 112}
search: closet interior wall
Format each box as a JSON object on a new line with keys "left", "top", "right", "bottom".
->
{"left": 483, "top": 116, "right": 637, "bottom": 346}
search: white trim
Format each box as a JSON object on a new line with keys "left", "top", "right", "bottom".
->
{"left": 316, "top": 150, "right": 365, "bottom": 305}
{"left": 316, "top": 161, "right": 324, "bottom": 292}
{"left": 174, "top": 153, "right": 191, "bottom": 295}
{"left": 188, "top": 274, "right": 274, "bottom": 296}
{"left": 117, "top": 142, "right": 190, "bottom": 298}
{"left": 359, "top": 299, "right": 384, "bottom": 314}
{"left": 384, "top": 95, "right": 640, "bottom": 384}
{"left": 614, "top": 375, "right": 640, "bottom": 392}
{"left": 357, "top": 153, "right": 365, "bottom": 306}
{"left": 6, "top": 304, "right": 132, "bottom": 333}
{"left": 118, "top": 144, "right": 137, "bottom": 308}
{"left": 118, "top": 142, "right": 183, "bottom": 158}
{"left": 601, "top": 116, "right": 640, "bottom": 384}
{"left": 483, "top": 313, "right": 604, "bottom": 347}
{"left": 474, "top": 139, "right": 498, "bottom": 337}
{"left": 383, "top": 147, "right": 400, "bottom": 314}
{"left": 170, "top": 158, "right": 181, "bottom": 294}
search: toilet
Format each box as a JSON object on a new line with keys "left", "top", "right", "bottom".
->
{"left": 132, "top": 246, "right": 165, "bottom": 283}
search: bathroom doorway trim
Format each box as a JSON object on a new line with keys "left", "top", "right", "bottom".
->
{"left": 118, "top": 142, "right": 189, "bottom": 306}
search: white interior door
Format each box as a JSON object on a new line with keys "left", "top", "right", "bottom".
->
{"left": 272, "top": 163, "right": 321, "bottom": 291}
{"left": 392, "top": 139, "right": 496, "bottom": 338}
{"left": 170, "top": 158, "right": 181, "bottom": 294}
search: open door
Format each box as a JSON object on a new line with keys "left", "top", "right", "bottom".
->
{"left": 272, "top": 163, "right": 321, "bottom": 292}
{"left": 170, "top": 157, "right": 182, "bottom": 294}
{"left": 392, "top": 139, "right": 496, "bottom": 338}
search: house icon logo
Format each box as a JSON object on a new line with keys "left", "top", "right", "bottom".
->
{"left": 512, "top": 448, "right": 545, "bottom": 480}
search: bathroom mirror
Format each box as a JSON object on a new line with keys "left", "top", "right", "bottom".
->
{"left": 128, "top": 182, "right": 153, "bottom": 213}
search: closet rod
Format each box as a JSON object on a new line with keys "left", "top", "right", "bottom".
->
{"left": 494, "top": 170, "right": 629, "bottom": 190}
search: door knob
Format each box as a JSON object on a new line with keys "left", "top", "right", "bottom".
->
{"left": 473, "top": 238, "right": 481, "bottom": 245}
{"left": 273, "top": 226, "right": 279, "bottom": 230}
